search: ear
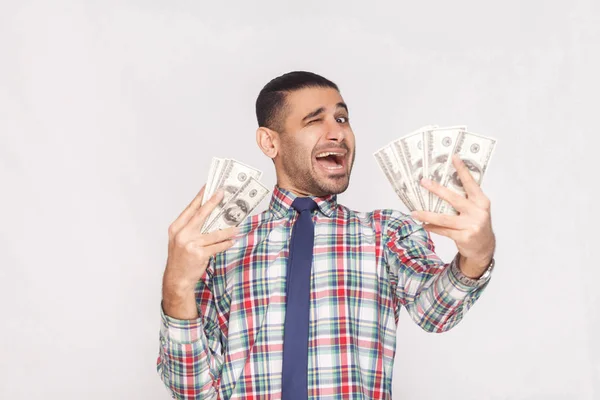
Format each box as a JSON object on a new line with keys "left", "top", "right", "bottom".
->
{"left": 256, "top": 127, "right": 279, "bottom": 159}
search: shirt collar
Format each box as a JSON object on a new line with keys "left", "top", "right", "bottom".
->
{"left": 268, "top": 185, "right": 338, "bottom": 219}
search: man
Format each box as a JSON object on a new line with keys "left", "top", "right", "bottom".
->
{"left": 157, "top": 71, "right": 496, "bottom": 399}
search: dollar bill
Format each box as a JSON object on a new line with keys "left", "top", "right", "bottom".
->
{"left": 374, "top": 145, "right": 416, "bottom": 211}
{"left": 202, "top": 159, "right": 263, "bottom": 230}
{"left": 209, "top": 158, "right": 230, "bottom": 200}
{"left": 202, "top": 157, "right": 223, "bottom": 205}
{"left": 424, "top": 126, "right": 466, "bottom": 212}
{"left": 435, "top": 131, "right": 497, "bottom": 215}
{"left": 202, "top": 176, "right": 270, "bottom": 233}
{"left": 375, "top": 124, "right": 497, "bottom": 216}
{"left": 392, "top": 128, "right": 428, "bottom": 211}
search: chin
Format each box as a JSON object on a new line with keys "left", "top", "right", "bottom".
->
{"left": 310, "top": 150, "right": 355, "bottom": 195}
{"left": 314, "top": 175, "right": 351, "bottom": 196}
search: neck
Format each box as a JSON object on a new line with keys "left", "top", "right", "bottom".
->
{"left": 275, "top": 170, "right": 319, "bottom": 197}
{"left": 276, "top": 183, "right": 316, "bottom": 197}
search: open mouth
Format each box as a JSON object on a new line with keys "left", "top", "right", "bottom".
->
{"left": 315, "top": 150, "right": 347, "bottom": 172}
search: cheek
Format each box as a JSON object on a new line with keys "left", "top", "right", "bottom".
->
{"left": 346, "top": 130, "right": 356, "bottom": 148}
{"left": 282, "top": 135, "right": 318, "bottom": 162}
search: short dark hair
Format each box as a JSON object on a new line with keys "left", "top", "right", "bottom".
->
{"left": 255, "top": 71, "right": 339, "bottom": 133}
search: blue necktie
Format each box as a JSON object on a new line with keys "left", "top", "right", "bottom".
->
{"left": 281, "top": 197, "right": 318, "bottom": 400}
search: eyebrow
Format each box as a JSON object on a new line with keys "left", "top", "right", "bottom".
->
{"left": 301, "top": 102, "right": 349, "bottom": 122}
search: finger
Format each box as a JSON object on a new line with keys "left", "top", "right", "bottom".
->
{"left": 201, "top": 238, "right": 236, "bottom": 257}
{"left": 452, "top": 154, "right": 484, "bottom": 199}
{"left": 171, "top": 185, "right": 206, "bottom": 233}
{"left": 188, "top": 189, "right": 225, "bottom": 230}
{"left": 422, "top": 223, "right": 460, "bottom": 241}
{"left": 199, "top": 226, "right": 240, "bottom": 247}
{"left": 411, "top": 210, "right": 465, "bottom": 229}
{"left": 420, "top": 178, "right": 470, "bottom": 213}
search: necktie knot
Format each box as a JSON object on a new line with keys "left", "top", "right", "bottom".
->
{"left": 291, "top": 197, "right": 318, "bottom": 213}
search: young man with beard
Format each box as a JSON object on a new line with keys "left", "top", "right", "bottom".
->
{"left": 157, "top": 71, "right": 496, "bottom": 399}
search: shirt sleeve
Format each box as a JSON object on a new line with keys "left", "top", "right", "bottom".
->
{"left": 382, "top": 210, "right": 492, "bottom": 333}
{"left": 156, "top": 258, "right": 226, "bottom": 399}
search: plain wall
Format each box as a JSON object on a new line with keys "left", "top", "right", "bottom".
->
{"left": 1, "top": 0, "right": 598, "bottom": 399}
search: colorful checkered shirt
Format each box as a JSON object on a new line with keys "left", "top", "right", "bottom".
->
{"left": 157, "top": 186, "right": 491, "bottom": 399}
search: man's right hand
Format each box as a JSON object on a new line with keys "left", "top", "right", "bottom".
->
{"left": 161, "top": 185, "right": 239, "bottom": 319}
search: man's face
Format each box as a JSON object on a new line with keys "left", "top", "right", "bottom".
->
{"left": 275, "top": 87, "right": 356, "bottom": 196}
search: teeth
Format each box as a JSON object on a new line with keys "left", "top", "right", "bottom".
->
{"left": 316, "top": 151, "right": 344, "bottom": 158}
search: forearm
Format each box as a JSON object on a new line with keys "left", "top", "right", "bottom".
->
{"left": 157, "top": 312, "right": 220, "bottom": 400}
{"left": 384, "top": 211, "right": 492, "bottom": 334}
{"left": 407, "top": 256, "right": 490, "bottom": 332}
{"left": 157, "top": 271, "right": 224, "bottom": 398}
{"left": 162, "top": 273, "right": 199, "bottom": 320}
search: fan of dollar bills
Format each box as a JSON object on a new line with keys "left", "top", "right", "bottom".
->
{"left": 200, "top": 157, "right": 270, "bottom": 233}
{"left": 374, "top": 125, "right": 497, "bottom": 215}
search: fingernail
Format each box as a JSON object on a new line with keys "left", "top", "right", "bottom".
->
{"left": 421, "top": 178, "right": 431, "bottom": 186}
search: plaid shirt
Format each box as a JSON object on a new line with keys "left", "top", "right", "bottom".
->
{"left": 157, "top": 186, "right": 491, "bottom": 399}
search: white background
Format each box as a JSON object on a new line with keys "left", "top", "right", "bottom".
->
{"left": 1, "top": 1, "right": 599, "bottom": 399}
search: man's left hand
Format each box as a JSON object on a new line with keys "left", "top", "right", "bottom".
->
{"left": 411, "top": 154, "right": 496, "bottom": 279}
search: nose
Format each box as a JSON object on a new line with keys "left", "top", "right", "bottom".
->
{"left": 325, "top": 118, "right": 345, "bottom": 142}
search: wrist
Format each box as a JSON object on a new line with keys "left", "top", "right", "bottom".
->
{"left": 161, "top": 270, "right": 200, "bottom": 320}
{"left": 163, "top": 268, "right": 198, "bottom": 295}
{"left": 458, "top": 254, "right": 494, "bottom": 279}
{"left": 450, "top": 254, "right": 494, "bottom": 288}
{"left": 162, "top": 285, "right": 199, "bottom": 320}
